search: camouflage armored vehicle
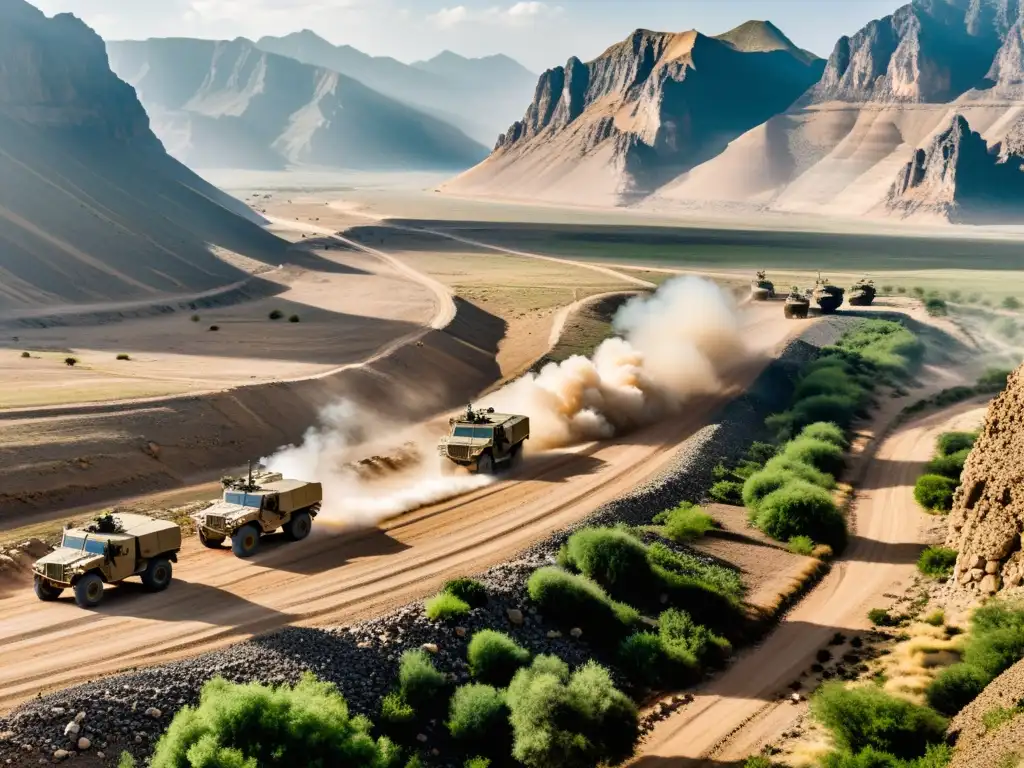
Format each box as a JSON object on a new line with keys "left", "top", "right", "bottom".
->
{"left": 750, "top": 270, "right": 775, "bottom": 301}
{"left": 32, "top": 513, "right": 181, "bottom": 608}
{"left": 812, "top": 274, "right": 845, "bottom": 314}
{"left": 193, "top": 466, "right": 323, "bottom": 558}
{"left": 784, "top": 287, "right": 810, "bottom": 319}
{"left": 848, "top": 277, "right": 877, "bottom": 306}
{"left": 438, "top": 405, "right": 530, "bottom": 474}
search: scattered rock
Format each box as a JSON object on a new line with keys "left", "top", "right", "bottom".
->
{"left": 76, "top": 738, "right": 90, "bottom": 751}
{"left": 53, "top": 750, "right": 68, "bottom": 761}
{"left": 506, "top": 609, "right": 524, "bottom": 625}
{"left": 569, "top": 628, "right": 583, "bottom": 639}
{"left": 420, "top": 643, "right": 439, "bottom": 655}
{"left": 144, "top": 707, "right": 161, "bottom": 719}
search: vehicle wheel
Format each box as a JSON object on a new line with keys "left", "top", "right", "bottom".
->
{"left": 199, "top": 529, "right": 225, "bottom": 549}
{"left": 74, "top": 573, "right": 104, "bottom": 608}
{"left": 477, "top": 453, "right": 494, "bottom": 475}
{"left": 34, "top": 576, "right": 62, "bottom": 602}
{"left": 285, "top": 511, "right": 312, "bottom": 542}
{"left": 142, "top": 557, "right": 173, "bottom": 591}
{"left": 231, "top": 524, "right": 261, "bottom": 558}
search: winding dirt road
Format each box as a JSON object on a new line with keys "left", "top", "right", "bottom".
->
{"left": 633, "top": 400, "right": 990, "bottom": 766}
{"left": 0, "top": 304, "right": 801, "bottom": 715}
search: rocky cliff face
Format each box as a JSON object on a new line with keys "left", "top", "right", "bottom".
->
{"left": 947, "top": 363, "right": 1024, "bottom": 593}
{"left": 886, "top": 113, "right": 1024, "bottom": 221}
{"left": 107, "top": 37, "right": 487, "bottom": 171}
{"left": 445, "top": 22, "right": 823, "bottom": 206}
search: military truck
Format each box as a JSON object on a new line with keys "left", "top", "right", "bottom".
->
{"left": 750, "top": 270, "right": 775, "bottom": 301}
{"left": 812, "top": 273, "right": 845, "bottom": 314}
{"left": 32, "top": 513, "right": 181, "bottom": 608}
{"left": 784, "top": 287, "right": 810, "bottom": 318}
{"left": 848, "top": 277, "right": 877, "bottom": 306}
{"left": 438, "top": 405, "right": 530, "bottom": 474}
{"left": 192, "top": 466, "right": 323, "bottom": 558}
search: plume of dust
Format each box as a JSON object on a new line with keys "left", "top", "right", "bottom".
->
{"left": 486, "top": 276, "right": 749, "bottom": 450}
{"left": 262, "top": 400, "right": 491, "bottom": 529}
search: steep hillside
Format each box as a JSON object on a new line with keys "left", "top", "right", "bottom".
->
{"left": 106, "top": 37, "right": 487, "bottom": 171}
{"left": 0, "top": 0, "right": 284, "bottom": 313}
{"left": 256, "top": 31, "right": 536, "bottom": 145}
{"left": 652, "top": 0, "right": 1024, "bottom": 221}
{"left": 947, "top": 363, "right": 1024, "bottom": 594}
{"left": 441, "top": 22, "right": 824, "bottom": 207}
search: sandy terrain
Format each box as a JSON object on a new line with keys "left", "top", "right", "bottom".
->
{"left": 632, "top": 400, "right": 991, "bottom": 766}
{"left": 0, "top": 302, "right": 804, "bottom": 714}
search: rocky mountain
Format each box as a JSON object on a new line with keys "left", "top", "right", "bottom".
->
{"left": 886, "top": 113, "right": 1024, "bottom": 221}
{"left": 255, "top": 31, "right": 536, "bottom": 145}
{"left": 650, "top": 0, "right": 1024, "bottom": 221}
{"left": 0, "top": 0, "right": 283, "bottom": 313}
{"left": 106, "top": 37, "right": 487, "bottom": 171}
{"left": 947, "top": 363, "right": 1024, "bottom": 594}
{"left": 442, "top": 22, "right": 825, "bottom": 207}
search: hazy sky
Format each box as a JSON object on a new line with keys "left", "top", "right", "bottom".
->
{"left": 33, "top": 0, "right": 902, "bottom": 71}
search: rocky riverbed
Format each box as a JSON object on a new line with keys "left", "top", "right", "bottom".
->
{"left": 0, "top": 316, "right": 858, "bottom": 767}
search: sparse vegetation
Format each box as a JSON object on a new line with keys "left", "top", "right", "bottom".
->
{"left": 425, "top": 591, "right": 471, "bottom": 622}
{"left": 269, "top": 309, "right": 284, "bottom": 320}
{"left": 467, "top": 630, "right": 531, "bottom": 687}
{"left": 926, "top": 663, "right": 990, "bottom": 716}
{"left": 526, "top": 566, "right": 639, "bottom": 640}
{"left": 912, "top": 286, "right": 926, "bottom": 298}
{"left": 443, "top": 577, "right": 488, "bottom": 608}
{"left": 918, "top": 547, "right": 957, "bottom": 579}
{"left": 148, "top": 673, "right": 398, "bottom": 768}
{"left": 788, "top": 536, "right": 816, "bottom": 556}
{"left": 208, "top": 325, "right": 220, "bottom": 332}
{"left": 64, "top": 357, "right": 78, "bottom": 367}
{"left": 116, "top": 353, "right": 131, "bottom": 361}
{"left": 925, "top": 298, "right": 948, "bottom": 317}
{"left": 1002, "top": 296, "right": 1022, "bottom": 310}
{"left": 289, "top": 314, "right": 301, "bottom": 323}
{"left": 447, "top": 683, "right": 511, "bottom": 751}
{"left": 913, "top": 474, "right": 957, "bottom": 513}
{"left": 399, "top": 650, "right": 448, "bottom": 712}
{"left": 654, "top": 502, "right": 715, "bottom": 542}
{"left": 20, "top": 351, "right": 29, "bottom": 358}
{"left": 868, "top": 608, "right": 897, "bottom": 627}
{"left": 190, "top": 314, "right": 200, "bottom": 322}
{"left": 923, "top": 609, "right": 945, "bottom": 627}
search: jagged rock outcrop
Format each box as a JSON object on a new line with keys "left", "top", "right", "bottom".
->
{"left": 443, "top": 21, "right": 824, "bottom": 206}
{"left": 106, "top": 37, "right": 487, "bottom": 171}
{"left": 886, "top": 113, "right": 1024, "bottom": 221}
{"left": 947, "top": 363, "right": 1024, "bottom": 593}
{"left": 0, "top": 0, "right": 284, "bottom": 312}
{"left": 255, "top": 31, "right": 536, "bottom": 145}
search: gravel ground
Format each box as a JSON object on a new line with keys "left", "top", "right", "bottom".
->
{"left": 0, "top": 316, "right": 858, "bottom": 767}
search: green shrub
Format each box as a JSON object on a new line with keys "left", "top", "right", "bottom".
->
{"left": 912, "top": 287, "right": 926, "bottom": 298}
{"left": 835, "top": 319, "right": 924, "bottom": 378}
{"left": 810, "top": 682, "right": 947, "bottom": 759}
{"left": 819, "top": 744, "right": 952, "bottom": 768}
{"left": 925, "top": 298, "right": 948, "bottom": 317}
{"left": 209, "top": 325, "right": 220, "bottom": 332}
{"left": 782, "top": 437, "right": 846, "bottom": 477}
{"left": 269, "top": 309, "right": 284, "bottom": 320}
{"left": 800, "top": 422, "right": 850, "bottom": 449}
{"left": 117, "top": 753, "right": 137, "bottom": 768}
{"left": 507, "top": 658, "right": 638, "bottom": 768}
{"left": 965, "top": 626, "right": 1024, "bottom": 680}
{"left": 646, "top": 542, "right": 744, "bottom": 601}
{"left": 763, "top": 455, "right": 836, "bottom": 489}
{"left": 1003, "top": 296, "right": 1021, "bottom": 310}
{"left": 465, "top": 759, "right": 491, "bottom": 768}
{"left": 527, "top": 567, "right": 638, "bottom": 638}
{"left": 709, "top": 480, "right": 743, "bottom": 505}
{"left": 443, "top": 577, "right": 488, "bottom": 608}
{"left": 447, "top": 683, "right": 510, "bottom": 749}
{"left": 744, "top": 757, "right": 773, "bottom": 768}
{"left": 19, "top": 351, "right": 30, "bottom": 358}
{"left": 925, "top": 449, "right": 971, "bottom": 480}
{"left": 659, "top": 503, "right": 715, "bottom": 542}
{"left": 898, "top": 287, "right": 908, "bottom": 294}
{"left": 399, "top": 650, "right": 447, "bottom": 711}
{"left": 790, "top": 394, "right": 859, "bottom": 432}
{"left": 190, "top": 314, "right": 200, "bottom": 322}
{"left": 756, "top": 480, "right": 846, "bottom": 549}
{"left": 923, "top": 609, "right": 945, "bottom": 627}
{"left": 917, "top": 547, "right": 957, "bottom": 579}
{"left": 618, "top": 632, "right": 668, "bottom": 686}
{"left": 949, "top": 290, "right": 962, "bottom": 302}
{"left": 913, "top": 475, "right": 957, "bottom": 512}
{"left": 561, "top": 528, "right": 648, "bottom": 588}
{"left": 868, "top": 608, "right": 897, "bottom": 627}
{"left": 977, "top": 368, "right": 1012, "bottom": 392}
{"left": 936, "top": 431, "right": 976, "bottom": 456}
{"left": 788, "top": 536, "right": 816, "bottom": 556}
{"left": 380, "top": 691, "right": 415, "bottom": 727}
{"left": 64, "top": 357, "right": 78, "bottom": 367}
{"left": 149, "top": 673, "right": 398, "bottom": 768}
{"left": 742, "top": 469, "right": 796, "bottom": 510}
{"left": 116, "top": 353, "right": 131, "bottom": 361}
{"left": 289, "top": 314, "right": 301, "bottom": 323}
{"left": 659, "top": 608, "right": 731, "bottom": 667}
{"left": 926, "top": 663, "right": 990, "bottom": 716}
{"left": 795, "top": 367, "right": 866, "bottom": 403}
{"left": 467, "top": 630, "right": 530, "bottom": 686}
{"left": 425, "top": 592, "right": 470, "bottom": 622}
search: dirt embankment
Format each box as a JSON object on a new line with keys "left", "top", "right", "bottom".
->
{"left": 949, "top": 657, "right": 1024, "bottom": 768}
{"left": 0, "top": 298, "right": 505, "bottom": 523}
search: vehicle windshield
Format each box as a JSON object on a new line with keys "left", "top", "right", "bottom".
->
{"left": 223, "top": 491, "right": 264, "bottom": 508}
{"left": 452, "top": 426, "right": 493, "bottom": 439}
{"left": 61, "top": 534, "right": 108, "bottom": 555}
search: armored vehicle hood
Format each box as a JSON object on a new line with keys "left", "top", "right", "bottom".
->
{"left": 198, "top": 498, "right": 258, "bottom": 523}
{"left": 35, "top": 546, "right": 101, "bottom": 569}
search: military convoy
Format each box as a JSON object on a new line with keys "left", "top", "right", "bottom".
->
{"left": 438, "top": 405, "right": 530, "bottom": 474}
{"left": 193, "top": 467, "right": 323, "bottom": 558}
{"left": 812, "top": 274, "right": 845, "bottom": 314}
{"left": 32, "top": 513, "right": 181, "bottom": 607}
{"left": 750, "top": 270, "right": 775, "bottom": 301}
{"left": 783, "top": 287, "right": 810, "bottom": 319}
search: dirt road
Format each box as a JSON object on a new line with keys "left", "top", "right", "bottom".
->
{"left": 633, "top": 400, "right": 990, "bottom": 766}
{"left": 0, "top": 305, "right": 802, "bottom": 714}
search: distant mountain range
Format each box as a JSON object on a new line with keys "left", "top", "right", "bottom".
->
{"left": 0, "top": 0, "right": 282, "bottom": 312}
{"left": 106, "top": 37, "right": 489, "bottom": 171}
{"left": 447, "top": 2, "right": 1024, "bottom": 223}
{"left": 256, "top": 31, "right": 538, "bottom": 146}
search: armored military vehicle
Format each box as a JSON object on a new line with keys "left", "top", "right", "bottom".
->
{"left": 193, "top": 466, "right": 323, "bottom": 558}
{"left": 32, "top": 513, "right": 181, "bottom": 608}
{"left": 784, "top": 287, "right": 810, "bottom": 318}
{"left": 750, "top": 270, "right": 775, "bottom": 301}
{"left": 848, "top": 277, "right": 877, "bottom": 306}
{"left": 438, "top": 405, "right": 530, "bottom": 474}
{"left": 812, "top": 274, "right": 845, "bottom": 314}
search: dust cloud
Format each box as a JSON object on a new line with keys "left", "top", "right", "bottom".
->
{"left": 485, "top": 276, "right": 748, "bottom": 449}
{"left": 263, "top": 401, "right": 491, "bottom": 529}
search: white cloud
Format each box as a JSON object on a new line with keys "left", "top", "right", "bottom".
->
{"left": 429, "top": 1, "right": 560, "bottom": 29}
{"left": 185, "top": 0, "right": 363, "bottom": 25}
